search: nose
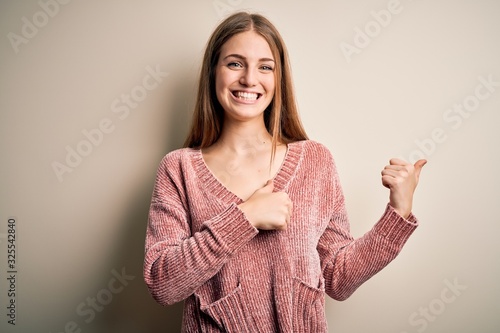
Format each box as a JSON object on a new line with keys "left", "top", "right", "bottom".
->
{"left": 239, "top": 68, "right": 257, "bottom": 87}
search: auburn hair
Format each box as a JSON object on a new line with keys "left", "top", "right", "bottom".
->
{"left": 183, "top": 11, "right": 308, "bottom": 151}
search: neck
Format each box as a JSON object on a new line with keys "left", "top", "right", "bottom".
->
{"left": 215, "top": 118, "right": 273, "bottom": 155}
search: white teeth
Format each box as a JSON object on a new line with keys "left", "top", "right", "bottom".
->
{"left": 235, "top": 91, "right": 259, "bottom": 100}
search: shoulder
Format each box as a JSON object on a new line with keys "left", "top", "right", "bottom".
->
{"left": 155, "top": 147, "right": 199, "bottom": 178}
{"left": 294, "top": 139, "right": 335, "bottom": 163}
{"left": 151, "top": 147, "right": 200, "bottom": 195}
{"left": 288, "top": 140, "right": 342, "bottom": 194}
{"left": 159, "top": 147, "right": 197, "bottom": 165}
{"left": 150, "top": 148, "right": 198, "bottom": 204}
{"left": 287, "top": 140, "right": 335, "bottom": 176}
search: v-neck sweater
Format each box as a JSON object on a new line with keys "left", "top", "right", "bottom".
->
{"left": 144, "top": 140, "right": 418, "bottom": 332}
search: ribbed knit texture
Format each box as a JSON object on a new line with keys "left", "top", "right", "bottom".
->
{"left": 144, "top": 140, "right": 418, "bottom": 332}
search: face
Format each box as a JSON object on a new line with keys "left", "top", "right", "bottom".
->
{"left": 215, "top": 30, "right": 276, "bottom": 123}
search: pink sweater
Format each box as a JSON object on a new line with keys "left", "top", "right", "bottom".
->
{"left": 143, "top": 140, "right": 418, "bottom": 332}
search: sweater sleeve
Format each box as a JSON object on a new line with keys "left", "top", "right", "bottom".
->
{"left": 316, "top": 147, "right": 418, "bottom": 301}
{"left": 143, "top": 153, "right": 259, "bottom": 306}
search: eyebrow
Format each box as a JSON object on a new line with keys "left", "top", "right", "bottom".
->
{"left": 222, "top": 54, "right": 275, "bottom": 63}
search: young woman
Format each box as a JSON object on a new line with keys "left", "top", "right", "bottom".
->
{"left": 144, "top": 11, "right": 426, "bottom": 332}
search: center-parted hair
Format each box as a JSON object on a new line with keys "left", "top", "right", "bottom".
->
{"left": 184, "top": 11, "right": 308, "bottom": 150}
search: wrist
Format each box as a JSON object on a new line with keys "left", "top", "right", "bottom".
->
{"left": 237, "top": 202, "right": 254, "bottom": 226}
{"left": 390, "top": 205, "right": 411, "bottom": 219}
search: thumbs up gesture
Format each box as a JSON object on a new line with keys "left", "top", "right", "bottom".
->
{"left": 381, "top": 158, "right": 427, "bottom": 219}
{"left": 238, "top": 180, "right": 293, "bottom": 231}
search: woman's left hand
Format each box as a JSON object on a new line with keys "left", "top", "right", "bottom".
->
{"left": 381, "top": 158, "right": 427, "bottom": 219}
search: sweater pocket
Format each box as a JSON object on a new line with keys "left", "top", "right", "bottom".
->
{"left": 196, "top": 284, "right": 258, "bottom": 333}
{"left": 292, "top": 277, "right": 328, "bottom": 333}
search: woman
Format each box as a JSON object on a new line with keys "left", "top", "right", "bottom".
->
{"left": 143, "top": 11, "right": 426, "bottom": 332}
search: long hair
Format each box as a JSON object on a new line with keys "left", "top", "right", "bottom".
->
{"left": 184, "top": 11, "right": 308, "bottom": 152}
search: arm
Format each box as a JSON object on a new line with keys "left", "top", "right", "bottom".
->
{"left": 318, "top": 203, "right": 418, "bottom": 301}
{"left": 143, "top": 157, "right": 258, "bottom": 306}
{"left": 317, "top": 152, "right": 425, "bottom": 301}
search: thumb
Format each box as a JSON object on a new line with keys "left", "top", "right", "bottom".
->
{"left": 262, "top": 179, "right": 274, "bottom": 192}
{"left": 414, "top": 159, "right": 427, "bottom": 177}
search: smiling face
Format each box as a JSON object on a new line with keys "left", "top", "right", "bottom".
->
{"left": 215, "top": 30, "right": 276, "bottom": 123}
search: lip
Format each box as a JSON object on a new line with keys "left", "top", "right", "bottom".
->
{"left": 230, "top": 90, "right": 263, "bottom": 104}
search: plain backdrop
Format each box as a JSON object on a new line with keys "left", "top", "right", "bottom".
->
{"left": 1, "top": 0, "right": 499, "bottom": 332}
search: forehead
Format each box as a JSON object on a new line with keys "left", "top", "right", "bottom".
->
{"left": 220, "top": 30, "right": 274, "bottom": 60}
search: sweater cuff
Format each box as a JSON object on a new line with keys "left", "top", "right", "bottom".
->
{"left": 372, "top": 204, "right": 418, "bottom": 244}
{"left": 203, "top": 203, "right": 259, "bottom": 253}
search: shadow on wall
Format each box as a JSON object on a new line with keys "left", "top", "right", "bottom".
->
{"left": 90, "top": 73, "right": 196, "bottom": 332}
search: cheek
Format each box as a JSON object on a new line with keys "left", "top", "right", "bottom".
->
{"left": 215, "top": 69, "right": 236, "bottom": 94}
{"left": 214, "top": 73, "right": 227, "bottom": 103}
{"left": 264, "top": 76, "right": 276, "bottom": 96}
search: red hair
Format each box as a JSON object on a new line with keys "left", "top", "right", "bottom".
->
{"left": 184, "top": 12, "right": 308, "bottom": 152}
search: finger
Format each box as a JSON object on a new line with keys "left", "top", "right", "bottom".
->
{"left": 276, "top": 210, "right": 289, "bottom": 230}
{"left": 389, "top": 158, "right": 410, "bottom": 166}
{"left": 414, "top": 159, "right": 427, "bottom": 178}
{"left": 383, "top": 165, "right": 406, "bottom": 172}
{"left": 381, "top": 175, "right": 394, "bottom": 189}
{"left": 381, "top": 168, "right": 405, "bottom": 178}
{"left": 261, "top": 179, "right": 274, "bottom": 192}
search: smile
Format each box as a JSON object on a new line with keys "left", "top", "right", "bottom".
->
{"left": 232, "top": 91, "right": 262, "bottom": 101}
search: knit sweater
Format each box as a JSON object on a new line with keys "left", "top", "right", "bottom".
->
{"left": 143, "top": 140, "right": 418, "bottom": 333}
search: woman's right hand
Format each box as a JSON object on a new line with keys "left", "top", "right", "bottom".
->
{"left": 237, "top": 180, "right": 292, "bottom": 230}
